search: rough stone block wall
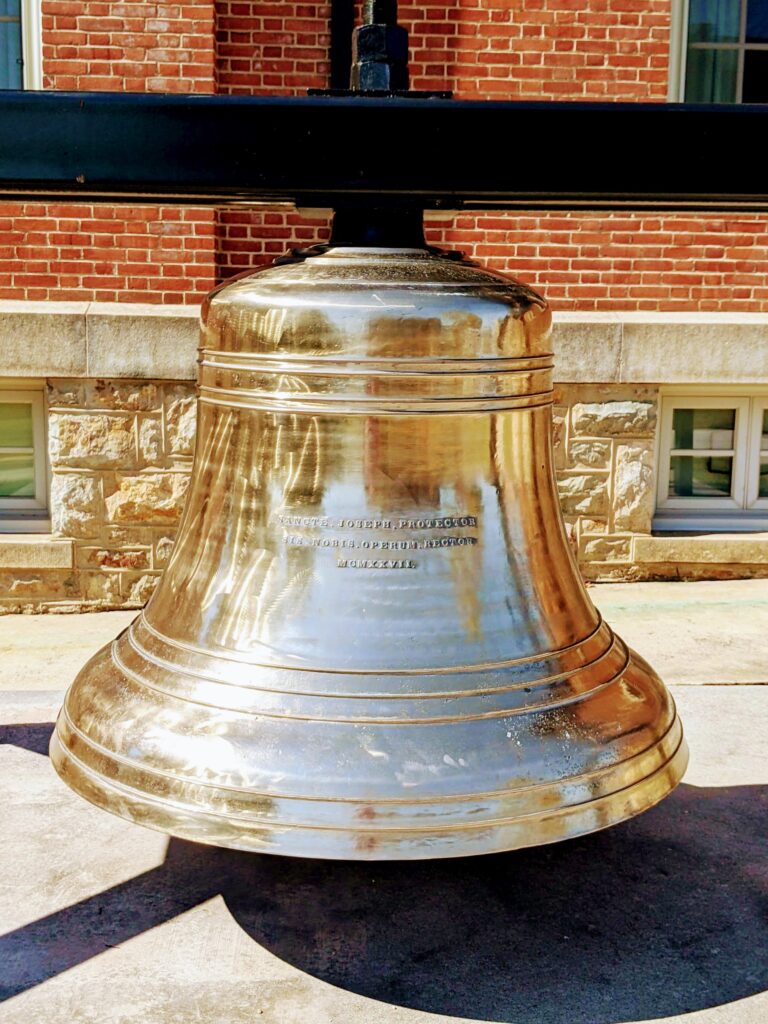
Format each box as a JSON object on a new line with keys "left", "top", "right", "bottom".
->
{"left": 5, "top": 377, "right": 196, "bottom": 612}
{"left": 553, "top": 384, "right": 659, "bottom": 580}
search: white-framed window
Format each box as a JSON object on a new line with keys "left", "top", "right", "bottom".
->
{"left": 655, "top": 391, "right": 768, "bottom": 531}
{"left": 670, "top": 0, "right": 768, "bottom": 102}
{"left": 0, "top": 388, "right": 49, "bottom": 532}
{"left": 0, "top": 0, "right": 42, "bottom": 90}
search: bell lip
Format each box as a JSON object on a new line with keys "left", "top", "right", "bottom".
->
{"left": 49, "top": 714, "right": 688, "bottom": 862}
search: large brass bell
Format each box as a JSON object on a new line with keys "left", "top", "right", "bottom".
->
{"left": 51, "top": 208, "right": 687, "bottom": 859}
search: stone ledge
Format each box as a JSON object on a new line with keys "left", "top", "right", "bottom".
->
{"left": 0, "top": 301, "right": 198, "bottom": 381}
{"left": 634, "top": 533, "right": 768, "bottom": 564}
{"left": 0, "top": 536, "right": 74, "bottom": 569}
{"left": 1, "top": 303, "right": 767, "bottom": 384}
{"left": 552, "top": 311, "right": 768, "bottom": 385}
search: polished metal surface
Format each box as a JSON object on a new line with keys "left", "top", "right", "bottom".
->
{"left": 51, "top": 244, "right": 687, "bottom": 859}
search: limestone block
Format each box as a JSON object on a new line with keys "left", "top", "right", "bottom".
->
{"left": 568, "top": 440, "right": 612, "bottom": 469}
{"left": 124, "top": 573, "right": 160, "bottom": 606}
{"left": 51, "top": 474, "right": 102, "bottom": 539}
{"left": 552, "top": 405, "right": 567, "bottom": 470}
{"left": 166, "top": 391, "right": 197, "bottom": 456}
{"left": 0, "top": 537, "right": 74, "bottom": 569}
{"left": 87, "top": 304, "right": 199, "bottom": 380}
{"left": 104, "top": 525, "right": 152, "bottom": 546}
{"left": 634, "top": 534, "right": 768, "bottom": 564}
{"left": 138, "top": 417, "right": 163, "bottom": 466}
{"left": 563, "top": 519, "right": 578, "bottom": 556}
{"left": 581, "top": 537, "right": 632, "bottom": 562}
{"left": 572, "top": 401, "right": 657, "bottom": 438}
{"left": 49, "top": 413, "right": 136, "bottom": 469}
{"left": 81, "top": 573, "right": 121, "bottom": 603}
{"left": 106, "top": 473, "right": 189, "bottom": 524}
{"left": 47, "top": 380, "right": 85, "bottom": 408}
{"left": 620, "top": 315, "right": 768, "bottom": 384}
{"left": 557, "top": 474, "right": 608, "bottom": 516}
{"left": 79, "top": 548, "right": 150, "bottom": 570}
{"left": 0, "top": 570, "right": 76, "bottom": 599}
{"left": 613, "top": 443, "right": 655, "bottom": 533}
{"left": 580, "top": 518, "right": 608, "bottom": 533}
{"left": 0, "top": 301, "right": 87, "bottom": 376}
{"left": 86, "top": 380, "right": 160, "bottom": 411}
{"left": 551, "top": 316, "right": 622, "bottom": 383}
{"left": 154, "top": 534, "right": 177, "bottom": 567}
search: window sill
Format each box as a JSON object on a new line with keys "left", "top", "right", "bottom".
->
{"left": 636, "top": 533, "right": 768, "bottom": 564}
{"left": 0, "top": 534, "right": 73, "bottom": 569}
{"left": 0, "top": 515, "right": 52, "bottom": 535}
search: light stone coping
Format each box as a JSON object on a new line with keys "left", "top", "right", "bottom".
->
{"left": 86, "top": 303, "right": 200, "bottom": 380}
{"left": 0, "top": 301, "right": 199, "bottom": 381}
{"left": 0, "top": 301, "right": 88, "bottom": 377}
{"left": 1, "top": 302, "right": 768, "bottom": 384}
{"left": 0, "top": 535, "right": 74, "bottom": 569}
{"left": 634, "top": 533, "right": 768, "bottom": 564}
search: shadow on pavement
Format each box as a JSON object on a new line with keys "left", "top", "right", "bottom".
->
{"left": 225, "top": 782, "right": 768, "bottom": 1024}
{"left": 2, "top": 721, "right": 766, "bottom": 1023}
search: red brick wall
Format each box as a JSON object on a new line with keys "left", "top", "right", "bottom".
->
{"left": 0, "top": 1, "right": 218, "bottom": 304}
{"left": 4, "top": 1, "right": 768, "bottom": 312}
{"left": 42, "top": 0, "right": 216, "bottom": 92}
{"left": 212, "top": 1, "right": 768, "bottom": 314}
{"left": 216, "top": 1, "right": 330, "bottom": 93}
{"left": 0, "top": 203, "right": 215, "bottom": 302}
{"left": 401, "top": 0, "right": 671, "bottom": 100}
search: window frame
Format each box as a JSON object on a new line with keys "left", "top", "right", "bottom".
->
{"left": 746, "top": 396, "right": 768, "bottom": 508}
{"left": 669, "top": 0, "right": 768, "bottom": 103}
{"left": 20, "top": 0, "right": 42, "bottom": 90}
{"left": 0, "top": 0, "right": 42, "bottom": 91}
{"left": 654, "top": 389, "right": 768, "bottom": 532}
{"left": 0, "top": 387, "right": 49, "bottom": 532}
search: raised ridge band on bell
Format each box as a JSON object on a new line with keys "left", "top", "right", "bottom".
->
{"left": 50, "top": 712, "right": 686, "bottom": 859}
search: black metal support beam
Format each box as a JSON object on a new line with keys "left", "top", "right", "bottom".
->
{"left": 2, "top": 91, "right": 768, "bottom": 211}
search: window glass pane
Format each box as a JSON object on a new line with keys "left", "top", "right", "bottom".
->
{"left": 685, "top": 46, "right": 739, "bottom": 102}
{"left": 761, "top": 409, "right": 768, "bottom": 451}
{"left": 0, "top": 452, "right": 35, "bottom": 497}
{"left": 0, "top": 402, "right": 33, "bottom": 447}
{"left": 688, "top": 0, "right": 741, "bottom": 42}
{"left": 746, "top": 0, "right": 768, "bottom": 42}
{"left": 743, "top": 49, "right": 768, "bottom": 102}
{"left": 0, "top": 0, "right": 22, "bottom": 91}
{"left": 672, "top": 407, "right": 735, "bottom": 450}
{"left": 669, "top": 455, "right": 733, "bottom": 497}
{"left": 759, "top": 457, "right": 768, "bottom": 497}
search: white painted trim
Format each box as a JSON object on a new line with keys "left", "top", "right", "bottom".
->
{"left": 746, "top": 397, "right": 768, "bottom": 508}
{"left": 655, "top": 391, "right": 768, "bottom": 531}
{"left": 21, "top": 0, "right": 43, "bottom": 90}
{"left": 668, "top": 0, "right": 690, "bottom": 102}
{"left": 657, "top": 395, "right": 749, "bottom": 511}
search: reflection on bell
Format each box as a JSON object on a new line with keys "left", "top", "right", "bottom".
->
{"left": 51, "top": 209, "right": 687, "bottom": 860}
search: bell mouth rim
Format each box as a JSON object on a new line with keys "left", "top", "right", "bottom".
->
{"left": 49, "top": 717, "right": 688, "bottom": 861}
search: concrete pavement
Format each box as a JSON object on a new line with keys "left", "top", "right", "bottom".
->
{"left": 0, "top": 580, "right": 766, "bottom": 1024}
